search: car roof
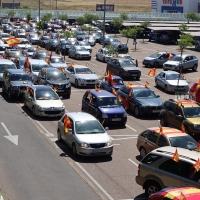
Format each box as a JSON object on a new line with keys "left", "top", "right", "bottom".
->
{"left": 30, "top": 85, "right": 53, "bottom": 91}
{"left": 73, "top": 65, "right": 89, "bottom": 69}
{"left": 176, "top": 54, "right": 194, "bottom": 57}
{"left": 8, "top": 69, "right": 25, "bottom": 74}
{"left": 44, "top": 68, "right": 61, "bottom": 72}
{"left": 89, "top": 89, "right": 116, "bottom": 97}
{"left": 151, "top": 146, "right": 200, "bottom": 162}
{"left": 162, "top": 70, "right": 179, "bottom": 74}
{"left": 168, "top": 99, "right": 200, "bottom": 108}
{"left": 28, "top": 59, "right": 48, "bottom": 64}
{"left": 66, "top": 112, "right": 97, "bottom": 121}
{"left": 0, "top": 59, "right": 15, "bottom": 64}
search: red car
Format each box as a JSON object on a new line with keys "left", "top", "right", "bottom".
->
{"left": 189, "top": 82, "right": 200, "bottom": 103}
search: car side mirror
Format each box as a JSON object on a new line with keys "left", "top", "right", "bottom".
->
{"left": 157, "top": 95, "right": 160, "bottom": 98}
{"left": 105, "top": 127, "right": 109, "bottom": 131}
{"left": 66, "top": 76, "right": 69, "bottom": 79}
{"left": 68, "top": 128, "right": 73, "bottom": 133}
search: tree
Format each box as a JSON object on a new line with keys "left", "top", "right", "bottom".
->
{"left": 178, "top": 23, "right": 189, "bottom": 34}
{"left": 140, "top": 21, "right": 151, "bottom": 42}
{"left": 26, "top": 12, "right": 31, "bottom": 23}
{"left": 36, "top": 21, "right": 44, "bottom": 35}
{"left": 81, "top": 25, "right": 95, "bottom": 33}
{"left": 185, "top": 11, "right": 200, "bottom": 23}
{"left": 41, "top": 13, "right": 52, "bottom": 22}
{"left": 120, "top": 13, "right": 128, "bottom": 21}
{"left": 104, "top": 45, "right": 118, "bottom": 56}
{"left": 111, "top": 17, "right": 123, "bottom": 36}
{"left": 58, "top": 14, "right": 68, "bottom": 21}
{"left": 7, "top": 10, "right": 15, "bottom": 18}
{"left": 76, "top": 16, "right": 86, "bottom": 25}
{"left": 63, "top": 31, "right": 76, "bottom": 39}
{"left": 84, "top": 13, "right": 99, "bottom": 23}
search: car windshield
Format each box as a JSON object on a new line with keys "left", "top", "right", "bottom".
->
{"left": 79, "top": 41, "right": 90, "bottom": 46}
{"left": 149, "top": 53, "right": 162, "bottom": 58}
{"left": 183, "top": 107, "right": 200, "bottom": 118}
{"left": 19, "top": 29, "right": 25, "bottom": 33}
{"left": 9, "top": 51, "right": 23, "bottom": 57}
{"left": 166, "top": 74, "right": 184, "bottom": 80}
{"left": 1, "top": 34, "right": 10, "bottom": 37}
{"left": 170, "top": 56, "right": 182, "bottom": 61}
{"left": 76, "top": 47, "right": 87, "bottom": 51}
{"left": 169, "top": 136, "right": 197, "bottom": 150}
{"left": 30, "top": 34, "right": 38, "bottom": 38}
{"left": 118, "top": 55, "right": 133, "bottom": 60}
{"left": 113, "top": 78, "right": 123, "bottom": 85}
{"left": 20, "top": 40, "right": 30, "bottom": 44}
{"left": 46, "top": 72, "right": 66, "bottom": 80}
{"left": 10, "top": 74, "right": 30, "bottom": 81}
{"left": 32, "top": 64, "right": 49, "bottom": 72}
{"left": 0, "top": 64, "right": 16, "bottom": 73}
{"left": 134, "top": 89, "right": 157, "bottom": 98}
{"left": 75, "top": 120, "right": 105, "bottom": 134}
{"left": 50, "top": 58, "right": 65, "bottom": 63}
{"left": 120, "top": 60, "right": 136, "bottom": 67}
{"left": 38, "top": 53, "right": 46, "bottom": 58}
{"left": 75, "top": 68, "right": 92, "bottom": 74}
{"left": 50, "top": 40, "right": 58, "bottom": 44}
{"left": 36, "top": 89, "right": 59, "bottom": 100}
{"left": 98, "top": 97, "right": 121, "bottom": 108}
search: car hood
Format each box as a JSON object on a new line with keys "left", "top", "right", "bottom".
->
{"left": 167, "top": 80, "right": 188, "bottom": 86}
{"left": 17, "top": 44, "right": 32, "bottom": 48}
{"left": 77, "top": 51, "right": 90, "bottom": 54}
{"left": 135, "top": 98, "right": 163, "bottom": 106}
{"left": 143, "top": 57, "right": 156, "bottom": 61}
{"left": 61, "top": 45, "right": 71, "bottom": 49}
{"left": 99, "top": 106, "right": 125, "bottom": 114}
{"left": 36, "top": 100, "right": 63, "bottom": 108}
{"left": 76, "top": 74, "right": 99, "bottom": 79}
{"left": 76, "top": 133, "right": 110, "bottom": 143}
{"left": 187, "top": 118, "right": 200, "bottom": 125}
{"left": 123, "top": 66, "right": 140, "bottom": 71}
{"left": 32, "top": 72, "right": 39, "bottom": 76}
{"left": 11, "top": 81, "right": 32, "bottom": 86}
{"left": 82, "top": 45, "right": 91, "bottom": 49}
{"left": 47, "top": 80, "right": 70, "bottom": 85}
{"left": 164, "top": 61, "right": 180, "bottom": 65}
{"left": 50, "top": 63, "right": 67, "bottom": 68}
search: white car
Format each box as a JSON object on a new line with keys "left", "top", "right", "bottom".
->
{"left": 49, "top": 56, "right": 68, "bottom": 69}
{"left": 24, "top": 85, "right": 65, "bottom": 117}
{"left": 15, "top": 38, "right": 32, "bottom": 50}
{"left": 74, "top": 41, "right": 92, "bottom": 53}
{"left": 57, "top": 112, "right": 113, "bottom": 156}
{"left": 96, "top": 48, "right": 113, "bottom": 63}
{"left": 68, "top": 46, "right": 91, "bottom": 60}
{"left": 84, "top": 36, "right": 96, "bottom": 46}
{"left": 65, "top": 65, "right": 99, "bottom": 87}
{"left": 26, "top": 33, "right": 39, "bottom": 44}
{"left": 15, "top": 29, "right": 26, "bottom": 38}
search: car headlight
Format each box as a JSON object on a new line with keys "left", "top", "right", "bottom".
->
{"left": 80, "top": 142, "right": 88, "bottom": 148}
{"left": 102, "top": 113, "right": 108, "bottom": 118}
{"left": 36, "top": 105, "right": 43, "bottom": 111}
{"left": 123, "top": 112, "right": 127, "bottom": 117}
{"left": 78, "top": 78, "right": 85, "bottom": 82}
{"left": 194, "top": 125, "right": 200, "bottom": 129}
{"left": 107, "top": 140, "right": 113, "bottom": 146}
{"left": 66, "top": 84, "right": 71, "bottom": 88}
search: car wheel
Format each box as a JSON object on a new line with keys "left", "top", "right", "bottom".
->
{"left": 96, "top": 55, "right": 98, "bottom": 61}
{"left": 75, "top": 79, "right": 79, "bottom": 88}
{"left": 119, "top": 71, "right": 123, "bottom": 78}
{"left": 8, "top": 89, "right": 12, "bottom": 100}
{"left": 154, "top": 62, "right": 159, "bottom": 68}
{"left": 155, "top": 80, "right": 159, "bottom": 87}
{"left": 145, "top": 181, "right": 161, "bottom": 197}
{"left": 134, "top": 106, "right": 140, "bottom": 117}
{"left": 165, "top": 85, "right": 168, "bottom": 93}
{"left": 75, "top": 54, "right": 78, "bottom": 60}
{"left": 57, "top": 129, "right": 63, "bottom": 142}
{"left": 192, "top": 64, "right": 197, "bottom": 72}
{"left": 32, "top": 107, "right": 36, "bottom": 117}
{"left": 72, "top": 143, "right": 77, "bottom": 156}
{"left": 140, "top": 147, "right": 146, "bottom": 158}
{"left": 160, "top": 116, "right": 167, "bottom": 126}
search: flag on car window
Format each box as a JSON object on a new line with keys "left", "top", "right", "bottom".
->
{"left": 148, "top": 68, "right": 156, "bottom": 76}
{"left": 49, "top": 51, "right": 52, "bottom": 60}
{"left": 193, "top": 158, "right": 200, "bottom": 172}
{"left": 118, "top": 95, "right": 123, "bottom": 102}
{"left": 64, "top": 115, "right": 72, "bottom": 134}
{"left": 177, "top": 100, "right": 182, "bottom": 107}
{"left": 172, "top": 149, "right": 179, "bottom": 163}
{"left": 125, "top": 96, "right": 130, "bottom": 110}
{"left": 53, "top": 86, "right": 58, "bottom": 92}
{"left": 127, "top": 82, "right": 132, "bottom": 88}
{"left": 95, "top": 84, "right": 100, "bottom": 92}
{"left": 159, "top": 125, "right": 163, "bottom": 135}
{"left": 86, "top": 62, "right": 89, "bottom": 67}
{"left": 112, "top": 88, "right": 117, "bottom": 96}
{"left": 145, "top": 81, "right": 149, "bottom": 88}
{"left": 6, "top": 38, "right": 21, "bottom": 46}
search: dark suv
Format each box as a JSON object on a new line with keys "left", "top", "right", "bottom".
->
{"left": 2, "top": 69, "right": 33, "bottom": 99}
{"left": 159, "top": 99, "right": 200, "bottom": 138}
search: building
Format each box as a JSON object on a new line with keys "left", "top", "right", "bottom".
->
{"left": 151, "top": 0, "right": 200, "bottom": 13}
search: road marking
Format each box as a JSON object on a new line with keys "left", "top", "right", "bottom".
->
{"left": 35, "top": 121, "right": 50, "bottom": 134}
{"left": 45, "top": 133, "right": 54, "bottom": 137}
{"left": 49, "top": 138, "right": 59, "bottom": 148}
{"left": 128, "top": 159, "right": 138, "bottom": 167}
{"left": 87, "top": 61, "right": 98, "bottom": 66}
{"left": 126, "top": 124, "right": 136, "bottom": 131}
{"left": 75, "top": 162, "right": 114, "bottom": 200}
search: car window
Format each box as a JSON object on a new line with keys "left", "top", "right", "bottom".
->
{"left": 46, "top": 72, "right": 66, "bottom": 81}
{"left": 164, "top": 101, "right": 171, "bottom": 109}
{"left": 140, "top": 130, "right": 150, "bottom": 138}
{"left": 183, "top": 107, "right": 200, "bottom": 118}
{"left": 168, "top": 103, "right": 177, "bottom": 112}
{"left": 175, "top": 107, "right": 183, "bottom": 116}
{"left": 147, "top": 131, "right": 159, "bottom": 143}
{"left": 98, "top": 97, "right": 121, "bottom": 108}
{"left": 120, "top": 86, "right": 129, "bottom": 95}
{"left": 159, "top": 159, "right": 180, "bottom": 175}
{"left": 142, "top": 154, "right": 162, "bottom": 164}
{"left": 75, "top": 68, "right": 93, "bottom": 74}
{"left": 10, "top": 74, "right": 30, "bottom": 81}
{"left": 158, "top": 135, "right": 168, "bottom": 147}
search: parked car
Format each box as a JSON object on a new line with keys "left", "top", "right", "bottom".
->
{"left": 74, "top": 41, "right": 92, "bottom": 53}
{"left": 163, "top": 54, "right": 198, "bottom": 72}
{"left": 0, "top": 44, "right": 11, "bottom": 56}
{"left": 155, "top": 71, "right": 189, "bottom": 93}
{"left": 45, "top": 39, "right": 59, "bottom": 51}
{"left": 65, "top": 65, "right": 99, "bottom": 87}
{"left": 55, "top": 39, "right": 73, "bottom": 55}
{"left": 14, "top": 38, "right": 32, "bottom": 50}
{"left": 68, "top": 46, "right": 91, "bottom": 60}
{"left": 159, "top": 34, "right": 177, "bottom": 44}
{"left": 26, "top": 33, "right": 39, "bottom": 44}
{"left": 110, "top": 43, "right": 128, "bottom": 54}
{"left": 159, "top": 99, "right": 200, "bottom": 138}
{"left": 96, "top": 48, "right": 114, "bottom": 63}
{"left": 15, "top": 29, "right": 26, "bottom": 38}
{"left": 32, "top": 50, "right": 48, "bottom": 60}
{"left": 82, "top": 89, "right": 127, "bottom": 126}
{"left": 137, "top": 127, "right": 197, "bottom": 158}
{"left": 38, "top": 36, "right": 50, "bottom": 48}
{"left": 189, "top": 82, "right": 200, "bottom": 103}
{"left": 84, "top": 36, "right": 96, "bottom": 46}
{"left": 22, "top": 47, "right": 37, "bottom": 57}
{"left": 75, "top": 31, "right": 86, "bottom": 41}
{"left": 117, "top": 85, "right": 163, "bottom": 117}
{"left": 49, "top": 56, "right": 67, "bottom": 69}
{"left": 57, "top": 112, "right": 113, "bottom": 156}
{"left": 107, "top": 58, "right": 141, "bottom": 79}
{"left": 23, "top": 85, "right": 65, "bottom": 117}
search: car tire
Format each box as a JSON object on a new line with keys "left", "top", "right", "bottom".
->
{"left": 192, "top": 64, "right": 197, "bottom": 72}
{"left": 75, "top": 79, "right": 79, "bottom": 88}
{"left": 96, "top": 55, "right": 98, "bottom": 61}
{"left": 160, "top": 116, "right": 167, "bottom": 126}
{"left": 57, "top": 129, "right": 63, "bottom": 142}
{"left": 72, "top": 143, "right": 77, "bottom": 156}
{"left": 165, "top": 85, "right": 168, "bottom": 93}
{"left": 134, "top": 106, "right": 140, "bottom": 117}
{"left": 140, "top": 147, "right": 146, "bottom": 158}
{"left": 155, "top": 80, "right": 159, "bottom": 87}
{"left": 8, "top": 89, "right": 12, "bottom": 100}
{"left": 119, "top": 71, "right": 123, "bottom": 78}
{"left": 145, "top": 181, "right": 161, "bottom": 197}
{"left": 154, "top": 62, "right": 159, "bottom": 68}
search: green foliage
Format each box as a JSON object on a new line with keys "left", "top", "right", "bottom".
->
{"left": 7, "top": 10, "right": 16, "bottom": 18}
{"left": 36, "top": 21, "right": 44, "bottom": 32}
{"left": 26, "top": 12, "right": 31, "bottom": 23}
{"left": 120, "top": 13, "right": 128, "bottom": 21}
{"left": 178, "top": 34, "right": 194, "bottom": 56}
{"left": 185, "top": 11, "right": 200, "bottom": 22}
{"left": 140, "top": 21, "right": 151, "bottom": 28}
{"left": 104, "top": 45, "right": 118, "bottom": 56}
{"left": 178, "top": 23, "right": 189, "bottom": 34}
{"left": 58, "top": 14, "right": 68, "bottom": 20}
{"left": 81, "top": 25, "right": 95, "bottom": 32}
{"left": 156, "top": 18, "right": 162, "bottom": 21}
{"left": 84, "top": 13, "right": 99, "bottom": 22}
{"left": 63, "top": 31, "right": 76, "bottom": 39}
{"left": 76, "top": 16, "right": 87, "bottom": 25}
{"left": 41, "top": 13, "right": 52, "bottom": 22}
{"left": 111, "top": 17, "right": 123, "bottom": 29}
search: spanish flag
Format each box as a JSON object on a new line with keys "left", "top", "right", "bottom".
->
{"left": 195, "top": 84, "right": 200, "bottom": 92}
{"left": 71, "top": 62, "right": 74, "bottom": 67}
{"left": 53, "top": 86, "right": 58, "bottom": 92}
{"left": 148, "top": 68, "right": 156, "bottom": 76}
{"left": 101, "top": 119, "right": 105, "bottom": 126}
{"left": 89, "top": 96, "right": 93, "bottom": 104}
{"left": 6, "top": 38, "right": 21, "bottom": 46}
{"left": 125, "top": 96, "right": 130, "bottom": 110}
{"left": 86, "top": 62, "right": 89, "bottom": 67}
{"left": 181, "top": 73, "right": 185, "bottom": 78}
{"left": 127, "top": 82, "right": 132, "bottom": 88}
{"left": 172, "top": 149, "right": 179, "bottom": 163}
{"left": 181, "top": 123, "right": 185, "bottom": 133}
{"left": 159, "top": 125, "right": 163, "bottom": 135}
{"left": 112, "top": 88, "right": 117, "bottom": 96}
{"left": 196, "top": 141, "right": 200, "bottom": 152}
{"left": 107, "top": 69, "right": 114, "bottom": 86}
{"left": 26, "top": 86, "right": 29, "bottom": 92}
{"left": 145, "top": 81, "right": 149, "bottom": 88}
{"left": 118, "top": 95, "right": 123, "bottom": 102}
{"left": 180, "top": 192, "right": 186, "bottom": 200}
{"left": 95, "top": 84, "right": 100, "bottom": 92}
{"left": 177, "top": 100, "right": 182, "bottom": 107}
{"left": 60, "top": 67, "right": 65, "bottom": 73}
{"left": 193, "top": 158, "right": 200, "bottom": 172}
{"left": 128, "top": 89, "right": 132, "bottom": 97}
{"left": 64, "top": 115, "right": 72, "bottom": 134}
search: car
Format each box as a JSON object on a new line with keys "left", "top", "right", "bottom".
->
{"left": 195, "top": 38, "right": 200, "bottom": 51}
{"left": 100, "top": 75, "right": 124, "bottom": 93}
{"left": 159, "top": 34, "right": 177, "bottom": 44}
{"left": 104, "top": 37, "right": 120, "bottom": 46}
{"left": 137, "top": 127, "right": 197, "bottom": 158}
{"left": 74, "top": 41, "right": 92, "bottom": 53}
{"left": 25, "top": 27, "right": 37, "bottom": 34}
{"left": 75, "top": 31, "right": 86, "bottom": 41}
{"left": 107, "top": 58, "right": 141, "bottom": 79}
{"left": 55, "top": 39, "right": 73, "bottom": 55}
{"left": 65, "top": 65, "right": 99, "bottom": 87}
{"left": 82, "top": 89, "right": 127, "bottom": 125}
{"left": 159, "top": 99, "right": 200, "bottom": 138}
{"left": 84, "top": 36, "right": 96, "bottom": 46}
{"left": 37, "top": 68, "right": 71, "bottom": 98}
{"left": 110, "top": 43, "right": 129, "bottom": 54}
{"left": 2, "top": 69, "right": 33, "bottom": 99}
{"left": 149, "top": 32, "right": 161, "bottom": 42}
{"left": 45, "top": 39, "right": 59, "bottom": 51}
{"left": 22, "top": 47, "right": 37, "bottom": 57}
{"left": 23, "top": 85, "right": 65, "bottom": 117}
{"left": 0, "top": 59, "right": 17, "bottom": 85}
{"left": 2, "top": 24, "right": 13, "bottom": 33}
{"left": 32, "top": 50, "right": 48, "bottom": 60}
{"left": 68, "top": 46, "right": 91, "bottom": 60}
{"left": 67, "top": 37, "right": 77, "bottom": 45}
{"left": 143, "top": 52, "right": 176, "bottom": 68}
{"left": 15, "top": 29, "right": 26, "bottom": 38}
{"left": 163, "top": 54, "right": 198, "bottom": 72}
{"left": 49, "top": 56, "right": 67, "bottom": 69}
{"left": 0, "top": 44, "right": 12, "bottom": 56}
{"left": 14, "top": 38, "right": 32, "bottom": 50}
{"left": 155, "top": 71, "right": 189, "bottom": 93}
{"left": 0, "top": 33, "right": 12, "bottom": 41}
{"left": 26, "top": 33, "right": 39, "bottom": 44}
{"left": 189, "top": 82, "right": 200, "bottom": 103}
{"left": 96, "top": 48, "right": 114, "bottom": 63}
{"left": 57, "top": 112, "right": 113, "bottom": 156}
{"left": 99, "top": 34, "right": 113, "bottom": 45}
{"left": 38, "top": 36, "right": 50, "bottom": 48}
{"left": 91, "top": 32, "right": 101, "bottom": 43}
{"left": 118, "top": 54, "right": 135, "bottom": 61}
{"left": 136, "top": 146, "right": 200, "bottom": 197}
{"left": 118, "top": 84, "right": 163, "bottom": 116}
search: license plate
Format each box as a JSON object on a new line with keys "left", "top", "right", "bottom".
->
{"left": 112, "top": 118, "right": 121, "bottom": 121}
{"left": 58, "top": 90, "right": 64, "bottom": 92}
{"left": 48, "top": 115, "right": 57, "bottom": 117}
{"left": 132, "top": 74, "right": 137, "bottom": 76}
{"left": 152, "top": 110, "right": 161, "bottom": 113}
{"left": 92, "top": 149, "right": 104, "bottom": 153}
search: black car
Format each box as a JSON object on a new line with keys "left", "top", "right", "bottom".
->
{"left": 104, "top": 38, "right": 120, "bottom": 46}
{"left": 55, "top": 39, "right": 73, "bottom": 55}
{"left": 32, "top": 50, "right": 48, "bottom": 60}
{"left": 2, "top": 69, "right": 33, "bottom": 100}
{"left": 117, "top": 85, "right": 163, "bottom": 117}
{"left": 37, "top": 68, "right": 71, "bottom": 98}
{"left": 99, "top": 34, "right": 113, "bottom": 45}
{"left": 106, "top": 58, "right": 141, "bottom": 79}
{"left": 76, "top": 31, "right": 86, "bottom": 41}
{"left": 159, "top": 34, "right": 177, "bottom": 44}
{"left": 38, "top": 36, "right": 50, "bottom": 48}
{"left": 111, "top": 43, "right": 128, "bottom": 54}
{"left": 2, "top": 24, "right": 13, "bottom": 33}
{"left": 45, "top": 39, "right": 59, "bottom": 51}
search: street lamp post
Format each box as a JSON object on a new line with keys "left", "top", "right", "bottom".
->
{"left": 39, "top": 0, "right": 41, "bottom": 22}
{"left": 102, "top": 0, "right": 106, "bottom": 48}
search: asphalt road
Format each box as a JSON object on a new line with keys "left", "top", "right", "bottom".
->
{"left": 0, "top": 36, "right": 199, "bottom": 200}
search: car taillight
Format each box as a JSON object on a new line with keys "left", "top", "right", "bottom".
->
{"left": 138, "top": 164, "right": 140, "bottom": 174}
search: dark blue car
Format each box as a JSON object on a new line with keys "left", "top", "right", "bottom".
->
{"left": 117, "top": 85, "right": 163, "bottom": 117}
{"left": 82, "top": 89, "right": 127, "bottom": 126}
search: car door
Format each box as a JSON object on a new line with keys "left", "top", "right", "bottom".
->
{"left": 183, "top": 56, "right": 190, "bottom": 70}
{"left": 68, "top": 67, "right": 75, "bottom": 84}
{"left": 160, "top": 72, "right": 167, "bottom": 89}
{"left": 82, "top": 92, "right": 94, "bottom": 115}
{"left": 65, "top": 117, "right": 74, "bottom": 147}
{"left": 26, "top": 87, "right": 34, "bottom": 109}
{"left": 145, "top": 131, "right": 159, "bottom": 153}
{"left": 117, "top": 86, "right": 129, "bottom": 106}
{"left": 155, "top": 72, "right": 164, "bottom": 87}
{"left": 166, "top": 103, "right": 177, "bottom": 127}
{"left": 58, "top": 116, "right": 67, "bottom": 143}
{"left": 172, "top": 106, "right": 184, "bottom": 130}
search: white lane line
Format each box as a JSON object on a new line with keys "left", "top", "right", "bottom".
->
{"left": 35, "top": 121, "right": 50, "bottom": 134}
{"left": 126, "top": 124, "right": 136, "bottom": 131}
{"left": 128, "top": 159, "right": 138, "bottom": 167}
{"left": 112, "top": 137, "right": 137, "bottom": 140}
{"left": 87, "top": 61, "right": 98, "bottom": 66}
{"left": 45, "top": 133, "right": 54, "bottom": 137}
{"left": 75, "top": 162, "right": 114, "bottom": 200}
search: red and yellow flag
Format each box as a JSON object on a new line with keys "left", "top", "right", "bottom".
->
{"left": 193, "top": 158, "right": 200, "bottom": 172}
{"left": 148, "top": 68, "right": 156, "bottom": 76}
{"left": 64, "top": 115, "right": 72, "bottom": 134}
{"left": 71, "top": 62, "right": 74, "bottom": 67}
{"left": 95, "top": 84, "right": 100, "bottom": 92}
{"left": 49, "top": 51, "right": 52, "bottom": 60}
{"left": 168, "top": 54, "right": 174, "bottom": 60}
{"left": 177, "top": 100, "right": 182, "bottom": 107}
{"left": 86, "top": 62, "right": 89, "bottom": 67}
{"left": 125, "top": 96, "right": 130, "bottom": 110}
{"left": 112, "top": 88, "right": 117, "bottom": 96}
{"left": 53, "top": 86, "right": 58, "bottom": 92}
{"left": 180, "top": 192, "right": 186, "bottom": 200}
{"left": 60, "top": 67, "right": 65, "bottom": 73}
{"left": 196, "top": 141, "right": 200, "bottom": 152}
{"left": 181, "top": 123, "right": 185, "bottom": 133}
{"left": 172, "top": 149, "right": 179, "bottom": 162}
{"left": 6, "top": 38, "right": 21, "bottom": 46}
{"left": 26, "top": 86, "right": 29, "bottom": 92}
{"left": 145, "top": 81, "right": 149, "bottom": 88}
{"left": 127, "top": 82, "right": 132, "bottom": 88}
{"left": 159, "top": 125, "right": 163, "bottom": 135}
{"left": 107, "top": 69, "right": 114, "bottom": 86}
{"left": 118, "top": 95, "right": 123, "bottom": 102}
{"left": 195, "top": 84, "right": 200, "bottom": 92}
{"left": 128, "top": 89, "right": 132, "bottom": 97}
{"left": 101, "top": 119, "right": 105, "bottom": 126}
{"left": 181, "top": 73, "right": 185, "bottom": 79}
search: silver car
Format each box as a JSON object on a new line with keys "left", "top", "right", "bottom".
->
{"left": 155, "top": 71, "right": 189, "bottom": 93}
{"left": 96, "top": 48, "right": 113, "bottom": 63}
{"left": 49, "top": 56, "right": 68, "bottom": 69}
{"left": 57, "top": 112, "right": 113, "bottom": 156}
{"left": 23, "top": 85, "right": 65, "bottom": 117}
{"left": 74, "top": 41, "right": 92, "bottom": 53}
{"left": 68, "top": 46, "right": 91, "bottom": 60}
{"left": 65, "top": 65, "right": 100, "bottom": 87}
{"left": 143, "top": 52, "right": 175, "bottom": 68}
{"left": 163, "top": 54, "right": 198, "bottom": 72}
